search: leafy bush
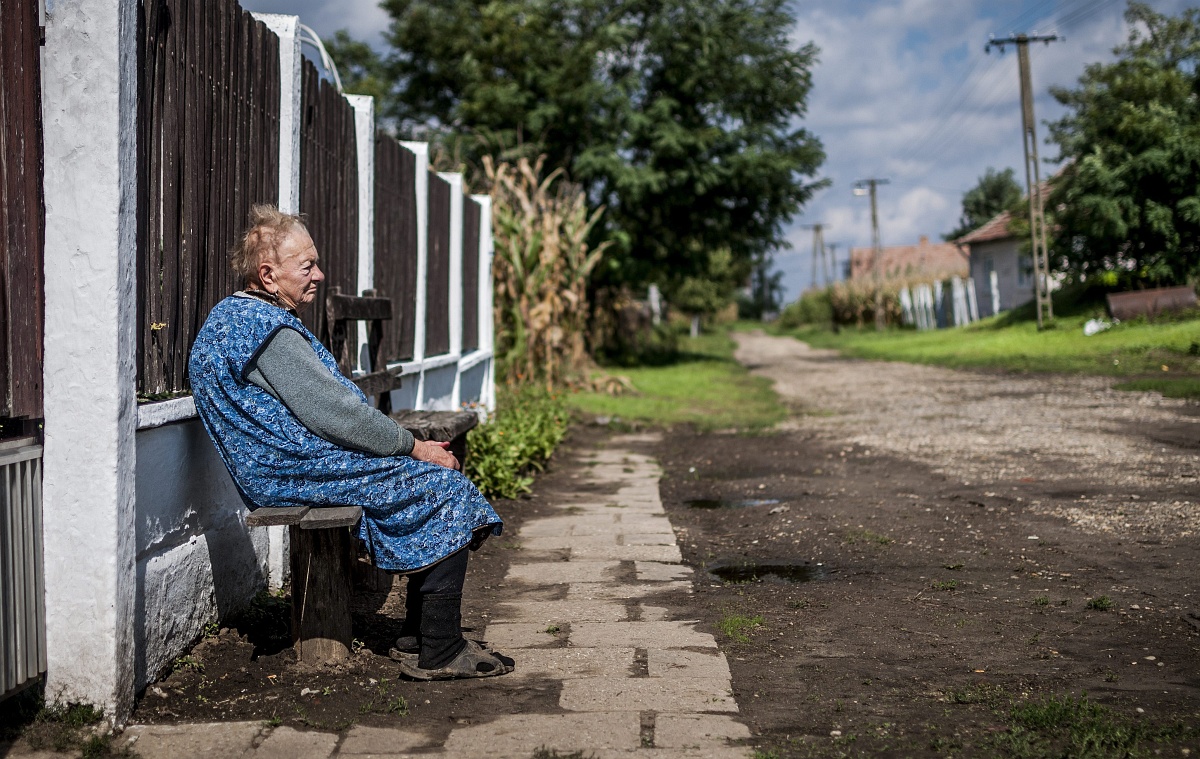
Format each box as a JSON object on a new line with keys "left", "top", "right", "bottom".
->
{"left": 777, "top": 289, "right": 834, "bottom": 328}
{"left": 466, "top": 386, "right": 571, "bottom": 499}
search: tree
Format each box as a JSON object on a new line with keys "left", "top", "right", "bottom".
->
{"left": 1046, "top": 2, "right": 1200, "bottom": 285}
{"left": 671, "top": 247, "right": 743, "bottom": 336}
{"left": 328, "top": 0, "right": 826, "bottom": 291}
{"left": 945, "top": 167, "right": 1023, "bottom": 241}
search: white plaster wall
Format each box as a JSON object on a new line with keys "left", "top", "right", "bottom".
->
{"left": 970, "top": 238, "right": 1031, "bottom": 314}
{"left": 422, "top": 365, "right": 458, "bottom": 411}
{"left": 134, "top": 422, "right": 268, "bottom": 690}
{"left": 457, "top": 361, "right": 489, "bottom": 408}
{"left": 41, "top": 0, "right": 139, "bottom": 721}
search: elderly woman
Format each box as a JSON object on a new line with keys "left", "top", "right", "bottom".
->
{"left": 188, "top": 205, "right": 512, "bottom": 680}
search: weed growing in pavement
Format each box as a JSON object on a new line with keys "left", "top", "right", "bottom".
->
{"left": 1086, "top": 596, "right": 1115, "bottom": 611}
{"left": 931, "top": 580, "right": 958, "bottom": 591}
{"left": 545, "top": 624, "right": 561, "bottom": 634}
{"left": 1033, "top": 596, "right": 1051, "bottom": 607}
{"left": 467, "top": 385, "right": 570, "bottom": 499}
{"left": 718, "top": 613, "right": 764, "bottom": 643}
{"left": 845, "top": 529, "right": 893, "bottom": 545}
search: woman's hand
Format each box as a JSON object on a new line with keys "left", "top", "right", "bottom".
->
{"left": 411, "top": 439, "right": 460, "bottom": 471}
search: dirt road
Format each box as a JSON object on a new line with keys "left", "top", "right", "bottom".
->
{"left": 654, "top": 330, "right": 1200, "bottom": 756}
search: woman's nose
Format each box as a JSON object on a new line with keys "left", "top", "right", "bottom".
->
{"left": 312, "top": 264, "right": 325, "bottom": 282}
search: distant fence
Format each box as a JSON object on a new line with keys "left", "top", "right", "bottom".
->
{"left": 0, "top": 0, "right": 45, "bottom": 420}
{"left": 133, "top": 4, "right": 494, "bottom": 414}
{"left": 899, "top": 277, "right": 980, "bottom": 331}
{"left": 136, "top": 0, "right": 280, "bottom": 397}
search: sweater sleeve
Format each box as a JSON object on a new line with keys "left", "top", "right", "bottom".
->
{"left": 245, "top": 327, "right": 415, "bottom": 457}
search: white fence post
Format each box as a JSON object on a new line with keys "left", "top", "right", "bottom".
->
{"left": 439, "top": 173, "right": 465, "bottom": 407}
{"left": 253, "top": 14, "right": 301, "bottom": 215}
{"left": 473, "top": 195, "right": 497, "bottom": 411}
{"left": 41, "top": 0, "right": 139, "bottom": 720}
{"left": 401, "top": 142, "right": 430, "bottom": 409}
{"left": 348, "top": 95, "right": 376, "bottom": 371}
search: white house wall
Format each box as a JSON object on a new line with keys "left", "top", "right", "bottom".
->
{"left": 969, "top": 238, "right": 1034, "bottom": 316}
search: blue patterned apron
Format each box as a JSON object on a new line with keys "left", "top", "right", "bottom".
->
{"left": 188, "top": 295, "right": 502, "bottom": 572}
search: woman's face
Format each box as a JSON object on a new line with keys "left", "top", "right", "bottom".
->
{"left": 260, "top": 227, "right": 324, "bottom": 311}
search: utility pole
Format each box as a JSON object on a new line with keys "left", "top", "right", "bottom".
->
{"left": 826, "top": 243, "right": 839, "bottom": 284}
{"left": 987, "top": 33, "right": 1058, "bottom": 329}
{"left": 854, "top": 179, "right": 889, "bottom": 330}
{"left": 802, "top": 223, "right": 825, "bottom": 291}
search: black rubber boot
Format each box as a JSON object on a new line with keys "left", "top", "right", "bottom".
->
{"left": 392, "top": 576, "right": 422, "bottom": 654}
{"left": 418, "top": 592, "right": 467, "bottom": 670}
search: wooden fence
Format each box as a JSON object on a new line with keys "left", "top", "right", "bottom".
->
{"left": 135, "top": 0, "right": 280, "bottom": 397}
{"left": 298, "top": 58, "right": 358, "bottom": 344}
{"left": 0, "top": 0, "right": 45, "bottom": 421}
{"left": 132, "top": 2, "right": 493, "bottom": 416}
{"left": 373, "top": 135, "right": 419, "bottom": 362}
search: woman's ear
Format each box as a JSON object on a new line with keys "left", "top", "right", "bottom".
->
{"left": 258, "top": 260, "right": 276, "bottom": 291}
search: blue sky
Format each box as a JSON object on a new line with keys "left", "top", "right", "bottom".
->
{"left": 240, "top": 0, "right": 1194, "bottom": 302}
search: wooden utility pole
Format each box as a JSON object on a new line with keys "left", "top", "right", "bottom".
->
{"left": 987, "top": 33, "right": 1058, "bottom": 329}
{"left": 826, "top": 243, "right": 839, "bottom": 284}
{"left": 854, "top": 179, "right": 889, "bottom": 330}
{"left": 802, "top": 223, "right": 825, "bottom": 291}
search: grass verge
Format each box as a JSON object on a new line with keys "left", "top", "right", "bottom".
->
{"left": 781, "top": 311, "right": 1200, "bottom": 398}
{"left": 568, "top": 332, "right": 787, "bottom": 432}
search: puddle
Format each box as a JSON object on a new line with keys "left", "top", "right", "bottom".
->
{"left": 707, "top": 560, "right": 828, "bottom": 584}
{"left": 686, "top": 498, "right": 781, "bottom": 510}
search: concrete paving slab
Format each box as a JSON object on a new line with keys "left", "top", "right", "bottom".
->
{"left": 492, "top": 600, "right": 628, "bottom": 624}
{"left": 559, "top": 678, "right": 738, "bottom": 712}
{"left": 566, "top": 582, "right": 692, "bottom": 600}
{"left": 616, "top": 516, "right": 675, "bottom": 534}
{"left": 443, "top": 713, "right": 641, "bottom": 755}
{"left": 570, "top": 621, "right": 717, "bottom": 649}
{"left": 481, "top": 623, "right": 565, "bottom": 650}
{"left": 623, "top": 533, "right": 679, "bottom": 546}
{"left": 635, "top": 562, "right": 695, "bottom": 581}
{"left": 570, "top": 544, "right": 683, "bottom": 562}
{"left": 122, "top": 721, "right": 263, "bottom": 758}
{"left": 640, "top": 605, "right": 672, "bottom": 621}
{"left": 514, "top": 535, "right": 618, "bottom": 551}
{"left": 253, "top": 727, "right": 338, "bottom": 759}
{"left": 506, "top": 561, "right": 622, "bottom": 585}
{"left": 507, "top": 647, "right": 636, "bottom": 679}
{"left": 654, "top": 715, "right": 752, "bottom": 749}
{"left": 648, "top": 649, "right": 733, "bottom": 680}
{"left": 337, "top": 725, "right": 433, "bottom": 755}
{"left": 609, "top": 432, "right": 663, "bottom": 445}
{"left": 518, "top": 516, "right": 617, "bottom": 537}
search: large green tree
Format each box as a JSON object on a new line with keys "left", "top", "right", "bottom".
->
{"left": 1046, "top": 2, "right": 1200, "bottom": 284}
{"left": 945, "top": 167, "right": 1023, "bottom": 241}
{"left": 328, "top": 0, "right": 826, "bottom": 292}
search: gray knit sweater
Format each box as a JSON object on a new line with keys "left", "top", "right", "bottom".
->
{"left": 245, "top": 326, "right": 415, "bottom": 457}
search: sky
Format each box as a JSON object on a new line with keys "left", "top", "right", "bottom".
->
{"left": 240, "top": 0, "right": 1195, "bottom": 303}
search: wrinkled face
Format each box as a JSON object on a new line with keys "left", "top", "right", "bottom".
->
{"left": 259, "top": 227, "right": 324, "bottom": 311}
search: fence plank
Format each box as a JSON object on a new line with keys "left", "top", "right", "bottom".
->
{"left": 425, "top": 173, "right": 451, "bottom": 357}
{"left": 461, "top": 197, "right": 481, "bottom": 353}
{"left": 373, "top": 135, "right": 418, "bottom": 362}
{"left": 0, "top": 0, "right": 46, "bottom": 419}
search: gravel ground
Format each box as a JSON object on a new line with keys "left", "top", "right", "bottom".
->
{"left": 734, "top": 330, "right": 1200, "bottom": 538}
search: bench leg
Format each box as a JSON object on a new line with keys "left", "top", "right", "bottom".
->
{"left": 289, "top": 525, "right": 354, "bottom": 663}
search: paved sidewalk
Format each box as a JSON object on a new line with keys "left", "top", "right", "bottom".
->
{"left": 11, "top": 433, "right": 752, "bottom": 758}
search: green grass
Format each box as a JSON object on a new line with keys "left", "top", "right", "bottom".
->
{"left": 780, "top": 305, "right": 1200, "bottom": 398}
{"left": 568, "top": 332, "right": 787, "bottom": 431}
{"left": 717, "top": 613, "right": 764, "bottom": 643}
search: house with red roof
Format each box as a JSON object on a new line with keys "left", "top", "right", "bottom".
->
{"left": 847, "top": 235, "right": 968, "bottom": 282}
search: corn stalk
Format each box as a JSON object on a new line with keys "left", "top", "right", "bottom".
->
{"left": 484, "top": 155, "right": 610, "bottom": 387}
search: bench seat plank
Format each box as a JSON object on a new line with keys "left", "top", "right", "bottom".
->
{"left": 390, "top": 410, "right": 479, "bottom": 441}
{"left": 244, "top": 506, "right": 310, "bottom": 527}
{"left": 300, "top": 506, "right": 363, "bottom": 530}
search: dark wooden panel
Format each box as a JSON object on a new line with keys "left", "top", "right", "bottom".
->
{"left": 136, "top": 0, "right": 280, "bottom": 397}
{"left": 373, "top": 135, "right": 418, "bottom": 362}
{"left": 461, "top": 196, "right": 481, "bottom": 353}
{"left": 299, "top": 59, "right": 358, "bottom": 347}
{"left": 0, "top": 0, "right": 46, "bottom": 419}
{"left": 425, "top": 173, "right": 451, "bottom": 357}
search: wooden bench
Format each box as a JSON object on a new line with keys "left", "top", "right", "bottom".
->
{"left": 244, "top": 505, "right": 361, "bottom": 663}
{"left": 245, "top": 289, "right": 482, "bottom": 664}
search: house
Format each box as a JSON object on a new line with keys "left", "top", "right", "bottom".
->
{"left": 848, "top": 236, "right": 968, "bottom": 281}
{"left": 956, "top": 211, "right": 1034, "bottom": 318}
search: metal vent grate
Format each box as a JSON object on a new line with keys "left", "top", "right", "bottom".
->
{"left": 0, "top": 438, "right": 45, "bottom": 699}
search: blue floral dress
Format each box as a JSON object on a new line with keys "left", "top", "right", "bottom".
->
{"left": 188, "top": 295, "right": 502, "bottom": 572}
